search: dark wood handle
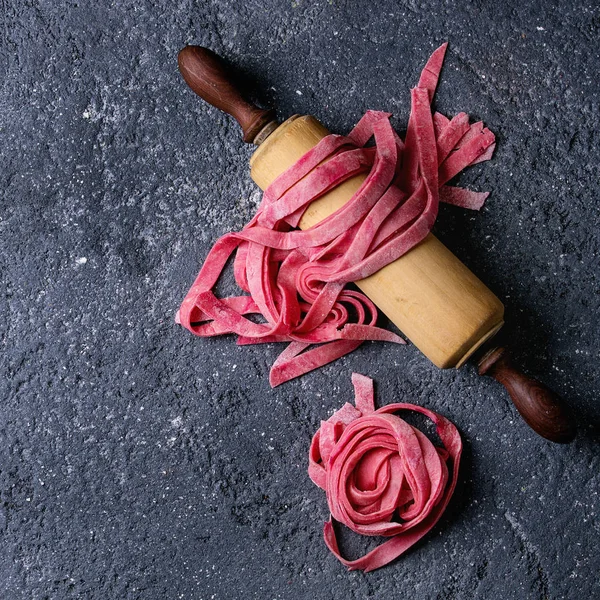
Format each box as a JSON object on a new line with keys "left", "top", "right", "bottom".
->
{"left": 478, "top": 347, "right": 576, "bottom": 443}
{"left": 177, "top": 45, "right": 276, "bottom": 143}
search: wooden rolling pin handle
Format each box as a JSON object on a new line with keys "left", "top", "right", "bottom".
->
{"left": 177, "top": 46, "right": 277, "bottom": 144}
{"left": 478, "top": 347, "right": 576, "bottom": 443}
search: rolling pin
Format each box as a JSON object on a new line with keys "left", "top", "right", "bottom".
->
{"left": 177, "top": 46, "right": 576, "bottom": 443}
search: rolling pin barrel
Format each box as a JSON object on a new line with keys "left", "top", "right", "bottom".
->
{"left": 249, "top": 114, "right": 504, "bottom": 369}
{"left": 177, "top": 45, "right": 575, "bottom": 443}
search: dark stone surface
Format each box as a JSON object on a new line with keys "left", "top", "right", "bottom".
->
{"left": 1, "top": 1, "right": 599, "bottom": 598}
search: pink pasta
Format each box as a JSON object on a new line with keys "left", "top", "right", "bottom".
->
{"left": 177, "top": 43, "right": 495, "bottom": 386}
{"left": 309, "top": 374, "right": 462, "bottom": 571}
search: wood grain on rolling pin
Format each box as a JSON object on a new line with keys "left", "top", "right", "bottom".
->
{"left": 250, "top": 115, "right": 504, "bottom": 368}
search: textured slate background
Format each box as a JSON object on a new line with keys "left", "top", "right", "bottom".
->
{"left": 1, "top": 1, "right": 599, "bottom": 598}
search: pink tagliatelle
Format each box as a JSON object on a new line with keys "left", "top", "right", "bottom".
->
{"left": 177, "top": 43, "right": 495, "bottom": 386}
{"left": 308, "top": 374, "right": 462, "bottom": 572}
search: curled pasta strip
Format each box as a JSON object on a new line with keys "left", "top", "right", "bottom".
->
{"left": 308, "top": 374, "right": 462, "bottom": 572}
